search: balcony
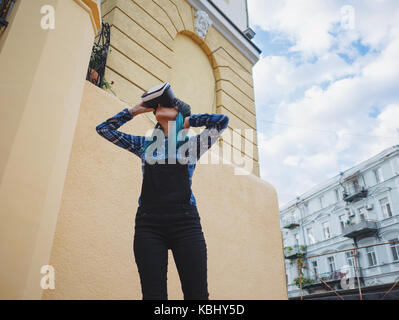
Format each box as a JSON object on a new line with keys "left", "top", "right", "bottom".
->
{"left": 282, "top": 217, "right": 300, "bottom": 229}
{"left": 86, "top": 22, "right": 110, "bottom": 88}
{"left": 342, "top": 220, "right": 378, "bottom": 239}
{"left": 284, "top": 245, "right": 307, "bottom": 260}
{"left": 303, "top": 267, "right": 362, "bottom": 292}
{"left": 342, "top": 187, "right": 368, "bottom": 203}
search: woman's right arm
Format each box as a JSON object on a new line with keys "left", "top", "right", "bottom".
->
{"left": 95, "top": 102, "right": 152, "bottom": 157}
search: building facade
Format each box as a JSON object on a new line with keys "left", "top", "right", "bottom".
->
{"left": 280, "top": 145, "right": 399, "bottom": 298}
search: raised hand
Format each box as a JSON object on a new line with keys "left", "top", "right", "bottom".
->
{"left": 128, "top": 101, "right": 154, "bottom": 117}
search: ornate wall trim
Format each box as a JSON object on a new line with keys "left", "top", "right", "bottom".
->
{"left": 194, "top": 9, "right": 212, "bottom": 39}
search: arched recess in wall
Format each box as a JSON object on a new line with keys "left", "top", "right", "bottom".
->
{"left": 168, "top": 32, "right": 216, "bottom": 114}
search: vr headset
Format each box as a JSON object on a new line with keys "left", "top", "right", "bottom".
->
{"left": 141, "top": 82, "right": 176, "bottom": 113}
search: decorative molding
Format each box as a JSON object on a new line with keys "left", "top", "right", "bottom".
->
{"left": 194, "top": 10, "right": 212, "bottom": 39}
{"left": 73, "top": 0, "right": 101, "bottom": 35}
{"left": 186, "top": 0, "right": 260, "bottom": 65}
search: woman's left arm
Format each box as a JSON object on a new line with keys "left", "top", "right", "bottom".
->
{"left": 186, "top": 113, "right": 229, "bottom": 161}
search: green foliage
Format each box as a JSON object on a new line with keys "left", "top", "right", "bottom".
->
{"left": 89, "top": 45, "right": 109, "bottom": 70}
{"left": 300, "top": 245, "right": 307, "bottom": 251}
{"left": 284, "top": 244, "right": 307, "bottom": 257}
{"left": 293, "top": 276, "right": 314, "bottom": 287}
{"left": 102, "top": 76, "right": 116, "bottom": 96}
{"left": 293, "top": 254, "right": 314, "bottom": 288}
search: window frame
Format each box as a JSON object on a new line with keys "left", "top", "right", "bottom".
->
{"left": 373, "top": 167, "right": 383, "bottom": 184}
{"left": 379, "top": 197, "right": 393, "bottom": 219}
{"left": 339, "top": 214, "right": 347, "bottom": 231}
{"left": 322, "top": 221, "right": 331, "bottom": 240}
{"left": 389, "top": 238, "right": 399, "bottom": 262}
{"left": 327, "top": 256, "right": 336, "bottom": 273}
{"left": 366, "top": 246, "right": 378, "bottom": 267}
{"left": 306, "top": 227, "right": 315, "bottom": 245}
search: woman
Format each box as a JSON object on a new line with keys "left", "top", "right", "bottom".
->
{"left": 95, "top": 97, "right": 229, "bottom": 300}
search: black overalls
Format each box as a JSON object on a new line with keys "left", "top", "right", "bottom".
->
{"left": 133, "top": 152, "right": 209, "bottom": 300}
{"left": 140, "top": 156, "right": 192, "bottom": 206}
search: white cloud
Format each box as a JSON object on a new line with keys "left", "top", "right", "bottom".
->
{"left": 248, "top": 0, "right": 339, "bottom": 57}
{"left": 248, "top": 0, "right": 399, "bottom": 56}
{"left": 253, "top": 52, "right": 358, "bottom": 107}
{"left": 249, "top": 0, "right": 399, "bottom": 206}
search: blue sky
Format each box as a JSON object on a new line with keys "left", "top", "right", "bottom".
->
{"left": 247, "top": 0, "right": 399, "bottom": 206}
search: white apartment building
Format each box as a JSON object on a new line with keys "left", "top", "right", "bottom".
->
{"left": 280, "top": 145, "right": 399, "bottom": 298}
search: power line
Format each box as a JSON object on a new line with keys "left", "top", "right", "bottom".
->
{"left": 257, "top": 119, "right": 399, "bottom": 140}
{"left": 106, "top": 89, "right": 399, "bottom": 141}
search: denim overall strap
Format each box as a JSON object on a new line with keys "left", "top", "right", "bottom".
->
{"left": 139, "top": 156, "right": 192, "bottom": 209}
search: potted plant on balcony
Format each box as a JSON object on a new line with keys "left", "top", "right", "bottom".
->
{"left": 284, "top": 246, "right": 293, "bottom": 256}
{"left": 293, "top": 276, "right": 314, "bottom": 288}
{"left": 87, "top": 67, "right": 99, "bottom": 84}
{"left": 284, "top": 244, "right": 307, "bottom": 260}
{"left": 293, "top": 244, "right": 307, "bottom": 257}
{"left": 346, "top": 219, "right": 356, "bottom": 226}
{"left": 102, "top": 76, "right": 116, "bottom": 95}
{"left": 299, "top": 245, "right": 307, "bottom": 254}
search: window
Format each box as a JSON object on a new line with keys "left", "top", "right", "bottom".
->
{"left": 312, "top": 260, "right": 318, "bottom": 276}
{"left": 373, "top": 167, "right": 383, "bottom": 184}
{"left": 391, "top": 158, "right": 399, "bottom": 175}
{"left": 379, "top": 197, "right": 393, "bottom": 218}
{"left": 294, "top": 233, "right": 300, "bottom": 246}
{"left": 327, "top": 256, "right": 336, "bottom": 273}
{"left": 293, "top": 210, "right": 300, "bottom": 222}
{"left": 366, "top": 247, "right": 378, "bottom": 266}
{"left": 303, "top": 203, "right": 309, "bottom": 216}
{"left": 345, "top": 250, "right": 356, "bottom": 268}
{"left": 349, "top": 178, "right": 360, "bottom": 194}
{"left": 322, "top": 221, "right": 331, "bottom": 240}
{"left": 306, "top": 227, "right": 315, "bottom": 244}
{"left": 390, "top": 238, "right": 399, "bottom": 261}
{"left": 358, "top": 207, "right": 368, "bottom": 221}
{"left": 334, "top": 188, "right": 340, "bottom": 202}
{"left": 339, "top": 214, "right": 347, "bottom": 231}
{"left": 319, "top": 196, "right": 325, "bottom": 209}
{"left": 300, "top": 206, "right": 305, "bottom": 218}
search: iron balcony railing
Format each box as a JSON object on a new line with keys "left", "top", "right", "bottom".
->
{"left": 296, "top": 240, "right": 399, "bottom": 300}
{"left": 282, "top": 217, "right": 300, "bottom": 229}
{"left": 342, "top": 219, "right": 378, "bottom": 239}
{"left": 305, "top": 267, "right": 359, "bottom": 287}
{"left": 342, "top": 186, "right": 368, "bottom": 203}
{"left": 86, "top": 22, "right": 110, "bottom": 88}
{"left": 0, "top": 0, "right": 16, "bottom": 28}
{"left": 284, "top": 245, "right": 307, "bottom": 260}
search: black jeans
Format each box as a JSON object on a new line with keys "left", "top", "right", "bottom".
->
{"left": 133, "top": 204, "right": 209, "bottom": 300}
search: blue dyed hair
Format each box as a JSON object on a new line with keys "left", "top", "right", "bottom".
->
{"left": 142, "top": 111, "right": 189, "bottom": 157}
